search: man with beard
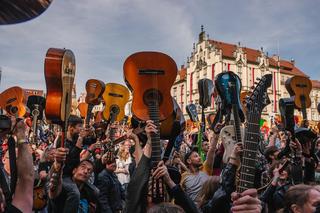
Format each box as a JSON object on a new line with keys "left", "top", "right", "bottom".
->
{"left": 181, "top": 131, "right": 218, "bottom": 206}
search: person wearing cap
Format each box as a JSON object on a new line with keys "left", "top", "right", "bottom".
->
{"left": 180, "top": 130, "right": 218, "bottom": 206}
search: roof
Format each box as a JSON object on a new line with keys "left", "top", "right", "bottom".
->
{"left": 279, "top": 60, "right": 309, "bottom": 77}
{"left": 208, "top": 39, "right": 309, "bottom": 77}
{"left": 312, "top": 80, "right": 320, "bottom": 89}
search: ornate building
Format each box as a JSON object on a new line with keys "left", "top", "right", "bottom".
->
{"left": 171, "top": 26, "right": 320, "bottom": 124}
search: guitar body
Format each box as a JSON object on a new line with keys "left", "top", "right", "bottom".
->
{"left": 0, "top": 0, "right": 53, "bottom": 25}
{"left": 77, "top": 102, "right": 88, "bottom": 119}
{"left": 33, "top": 184, "right": 47, "bottom": 210}
{"left": 215, "top": 71, "right": 245, "bottom": 122}
{"left": 44, "top": 48, "right": 76, "bottom": 125}
{"left": 124, "top": 51, "right": 177, "bottom": 121}
{"left": 220, "top": 125, "right": 244, "bottom": 163}
{"left": 198, "top": 78, "right": 214, "bottom": 108}
{"left": 186, "top": 104, "right": 199, "bottom": 122}
{"left": 124, "top": 51, "right": 177, "bottom": 204}
{"left": 85, "top": 79, "right": 105, "bottom": 105}
{"left": 0, "top": 86, "right": 26, "bottom": 117}
{"left": 102, "top": 83, "right": 129, "bottom": 122}
{"left": 285, "top": 76, "right": 312, "bottom": 109}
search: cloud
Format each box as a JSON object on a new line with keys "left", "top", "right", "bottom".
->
{"left": 0, "top": 0, "right": 319, "bottom": 96}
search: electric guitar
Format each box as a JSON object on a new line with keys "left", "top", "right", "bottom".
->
{"left": 237, "top": 74, "right": 272, "bottom": 193}
{"left": 215, "top": 72, "right": 244, "bottom": 163}
{"left": 124, "top": 51, "right": 177, "bottom": 204}
{"left": 285, "top": 76, "right": 312, "bottom": 127}
{"left": 27, "top": 95, "right": 46, "bottom": 144}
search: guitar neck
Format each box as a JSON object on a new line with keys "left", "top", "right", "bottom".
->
{"left": 300, "top": 96, "right": 308, "bottom": 121}
{"left": 148, "top": 102, "right": 162, "bottom": 167}
{"left": 85, "top": 104, "right": 94, "bottom": 127}
{"left": 237, "top": 113, "right": 260, "bottom": 193}
{"left": 232, "top": 104, "right": 242, "bottom": 144}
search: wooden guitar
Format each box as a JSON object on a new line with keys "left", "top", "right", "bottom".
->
{"left": 285, "top": 76, "right": 312, "bottom": 127}
{"left": 77, "top": 102, "right": 88, "bottom": 119}
{"left": 44, "top": 48, "right": 76, "bottom": 147}
{"left": 0, "top": 0, "right": 52, "bottom": 25}
{"left": 85, "top": 79, "right": 105, "bottom": 126}
{"left": 0, "top": 86, "right": 26, "bottom": 117}
{"left": 123, "top": 51, "right": 177, "bottom": 204}
{"left": 102, "top": 83, "right": 129, "bottom": 122}
{"left": 237, "top": 74, "right": 272, "bottom": 193}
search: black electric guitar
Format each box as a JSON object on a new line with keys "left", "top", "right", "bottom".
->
{"left": 278, "top": 98, "right": 296, "bottom": 160}
{"left": 237, "top": 74, "right": 272, "bottom": 193}
{"left": 27, "top": 95, "right": 46, "bottom": 144}
{"left": 186, "top": 104, "right": 199, "bottom": 122}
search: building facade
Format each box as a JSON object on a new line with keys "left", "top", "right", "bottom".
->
{"left": 171, "top": 27, "right": 320, "bottom": 124}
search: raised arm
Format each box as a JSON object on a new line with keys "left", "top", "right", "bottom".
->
{"left": 11, "top": 119, "right": 34, "bottom": 212}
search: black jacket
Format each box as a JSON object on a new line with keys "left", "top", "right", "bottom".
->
{"left": 201, "top": 163, "right": 238, "bottom": 213}
{"left": 96, "top": 169, "right": 125, "bottom": 213}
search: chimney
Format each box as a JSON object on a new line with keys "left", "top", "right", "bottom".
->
{"left": 290, "top": 58, "right": 295, "bottom": 65}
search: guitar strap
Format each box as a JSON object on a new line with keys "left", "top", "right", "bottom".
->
{"left": 8, "top": 136, "right": 17, "bottom": 197}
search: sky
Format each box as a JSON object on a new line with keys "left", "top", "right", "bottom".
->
{"left": 0, "top": 0, "right": 319, "bottom": 96}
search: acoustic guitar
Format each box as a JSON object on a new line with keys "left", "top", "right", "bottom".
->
{"left": 44, "top": 48, "right": 76, "bottom": 147}
{"left": 237, "top": 74, "right": 272, "bottom": 193}
{"left": 285, "top": 76, "right": 312, "bottom": 127}
{"left": 102, "top": 83, "right": 129, "bottom": 122}
{"left": 0, "top": 86, "right": 26, "bottom": 117}
{"left": 77, "top": 102, "right": 88, "bottom": 119}
{"left": 123, "top": 51, "right": 177, "bottom": 204}
{"left": 85, "top": 79, "right": 105, "bottom": 126}
{"left": 0, "top": 0, "right": 52, "bottom": 25}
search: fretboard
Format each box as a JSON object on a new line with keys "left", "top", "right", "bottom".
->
{"left": 148, "top": 102, "right": 162, "bottom": 167}
{"left": 85, "top": 104, "right": 94, "bottom": 127}
{"left": 237, "top": 112, "right": 260, "bottom": 193}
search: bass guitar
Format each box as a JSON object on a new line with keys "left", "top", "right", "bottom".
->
{"left": 215, "top": 72, "right": 244, "bottom": 163}
{"left": 237, "top": 74, "right": 272, "bottom": 193}
{"left": 124, "top": 51, "right": 177, "bottom": 204}
{"left": 44, "top": 48, "right": 76, "bottom": 147}
{"left": 285, "top": 76, "right": 312, "bottom": 127}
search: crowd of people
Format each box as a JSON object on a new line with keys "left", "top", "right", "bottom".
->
{"left": 0, "top": 113, "right": 320, "bottom": 213}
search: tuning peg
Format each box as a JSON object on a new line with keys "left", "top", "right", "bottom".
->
{"left": 254, "top": 82, "right": 258, "bottom": 85}
{"left": 256, "top": 77, "right": 261, "bottom": 81}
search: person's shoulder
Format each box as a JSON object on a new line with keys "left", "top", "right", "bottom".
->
{"left": 5, "top": 203, "right": 23, "bottom": 213}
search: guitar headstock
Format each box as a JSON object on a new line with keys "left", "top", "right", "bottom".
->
{"left": 246, "top": 74, "right": 272, "bottom": 113}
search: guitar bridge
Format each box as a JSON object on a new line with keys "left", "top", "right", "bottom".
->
{"left": 139, "top": 69, "right": 164, "bottom": 75}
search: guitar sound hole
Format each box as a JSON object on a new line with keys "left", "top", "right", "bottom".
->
{"left": 143, "top": 89, "right": 163, "bottom": 106}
